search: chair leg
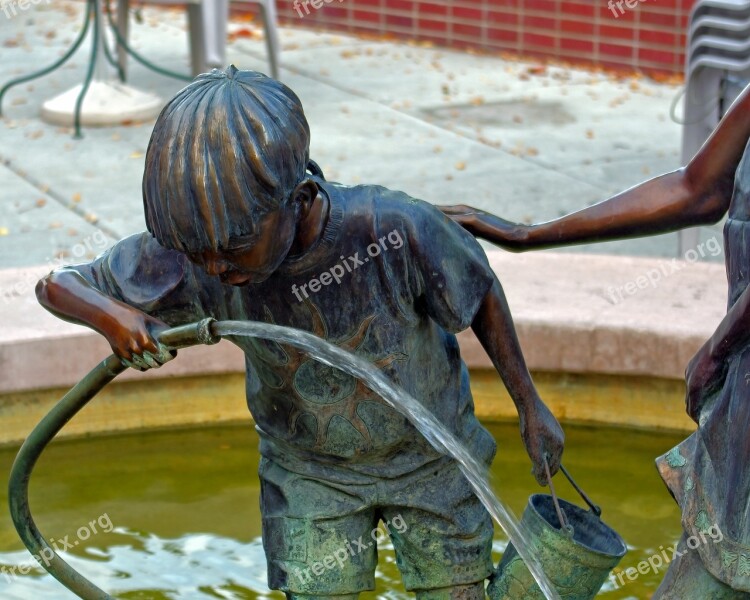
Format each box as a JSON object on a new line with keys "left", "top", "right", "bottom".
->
{"left": 116, "top": 0, "right": 130, "bottom": 81}
{"left": 187, "top": 3, "right": 207, "bottom": 76}
{"left": 258, "top": 0, "right": 280, "bottom": 79}
{"left": 204, "top": 0, "right": 229, "bottom": 69}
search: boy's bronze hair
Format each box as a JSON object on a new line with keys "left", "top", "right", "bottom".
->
{"left": 142, "top": 66, "right": 311, "bottom": 254}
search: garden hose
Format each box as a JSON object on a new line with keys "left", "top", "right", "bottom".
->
{"left": 8, "top": 318, "right": 220, "bottom": 600}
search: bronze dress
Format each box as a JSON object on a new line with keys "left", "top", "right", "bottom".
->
{"left": 658, "top": 140, "right": 750, "bottom": 591}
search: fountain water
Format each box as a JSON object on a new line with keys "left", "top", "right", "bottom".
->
{"left": 214, "top": 320, "right": 561, "bottom": 600}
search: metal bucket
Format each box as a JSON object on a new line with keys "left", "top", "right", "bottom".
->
{"left": 487, "top": 464, "right": 627, "bottom": 600}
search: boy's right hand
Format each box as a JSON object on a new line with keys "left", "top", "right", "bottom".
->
{"left": 103, "top": 306, "right": 176, "bottom": 371}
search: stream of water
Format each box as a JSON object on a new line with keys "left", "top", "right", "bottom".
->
{"left": 213, "top": 320, "right": 561, "bottom": 600}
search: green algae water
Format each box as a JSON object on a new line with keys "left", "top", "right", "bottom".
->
{"left": 0, "top": 422, "right": 683, "bottom": 599}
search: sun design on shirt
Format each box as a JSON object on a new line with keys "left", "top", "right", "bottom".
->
{"left": 262, "top": 300, "right": 407, "bottom": 452}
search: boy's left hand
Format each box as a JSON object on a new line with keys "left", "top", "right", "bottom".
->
{"left": 520, "top": 399, "right": 564, "bottom": 486}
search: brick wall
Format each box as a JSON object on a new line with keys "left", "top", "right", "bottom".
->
{"left": 263, "top": 0, "right": 696, "bottom": 75}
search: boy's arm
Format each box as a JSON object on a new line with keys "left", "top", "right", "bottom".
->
{"left": 440, "top": 82, "right": 750, "bottom": 250}
{"left": 37, "top": 267, "right": 172, "bottom": 370}
{"left": 471, "top": 277, "right": 564, "bottom": 485}
{"left": 36, "top": 233, "right": 204, "bottom": 370}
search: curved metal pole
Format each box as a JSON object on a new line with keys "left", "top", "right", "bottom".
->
{"left": 73, "top": 0, "right": 101, "bottom": 139}
{"left": 8, "top": 319, "right": 218, "bottom": 600}
{"left": 0, "top": 0, "right": 94, "bottom": 117}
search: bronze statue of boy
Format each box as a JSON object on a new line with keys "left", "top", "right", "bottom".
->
{"left": 36, "top": 66, "right": 564, "bottom": 599}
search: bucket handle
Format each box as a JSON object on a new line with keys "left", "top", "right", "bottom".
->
{"left": 543, "top": 459, "right": 603, "bottom": 536}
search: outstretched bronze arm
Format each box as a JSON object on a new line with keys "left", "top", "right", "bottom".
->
{"left": 441, "top": 84, "right": 750, "bottom": 250}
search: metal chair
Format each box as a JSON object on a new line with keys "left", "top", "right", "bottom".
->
{"left": 679, "top": 0, "right": 750, "bottom": 252}
{"left": 116, "top": 0, "right": 280, "bottom": 80}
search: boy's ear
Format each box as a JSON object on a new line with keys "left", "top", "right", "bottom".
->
{"left": 291, "top": 178, "right": 319, "bottom": 208}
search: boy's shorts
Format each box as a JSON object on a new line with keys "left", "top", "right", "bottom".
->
{"left": 259, "top": 455, "right": 494, "bottom": 595}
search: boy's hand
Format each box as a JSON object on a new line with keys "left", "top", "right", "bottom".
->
{"left": 520, "top": 398, "right": 564, "bottom": 486}
{"left": 103, "top": 306, "right": 176, "bottom": 371}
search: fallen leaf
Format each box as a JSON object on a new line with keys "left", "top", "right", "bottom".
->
{"left": 586, "top": 129, "right": 595, "bottom": 139}
{"left": 35, "top": 198, "right": 46, "bottom": 207}
{"left": 454, "top": 161, "right": 466, "bottom": 171}
{"left": 129, "top": 151, "right": 144, "bottom": 159}
{"left": 0, "top": 227, "right": 8, "bottom": 236}
{"left": 72, "top": 192, "right": 82, "bottom": 203}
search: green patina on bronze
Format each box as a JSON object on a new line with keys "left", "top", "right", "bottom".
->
{"left": 488, "top": 493, "right": 626, "bottom": 600}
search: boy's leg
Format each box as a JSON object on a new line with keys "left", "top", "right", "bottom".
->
{"left": 260, "top": 458, "right": 379, "bottom": 596}
{"left": 653, "top": 535, "right": 749, "bottom": 599}
{"left": 287, "top": 595, "right": 359, "bottom": 600}
{"left": 414, "top": 582, "right": 485, "bottom": 600}
{"left": 380, "top": 458, "right": 494, "bottom": 595}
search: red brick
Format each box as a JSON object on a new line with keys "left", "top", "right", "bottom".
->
{"left": 639, "top": 10, "right": 678, "bottom": 28}
{"left": 525, "top": 0, "right": 557, "bottom": 12}
{"left": 523, "top": 14, "right": 557, "bottom": 30}
{"left": 352, "top": 8, "right": 380, "bottom": 21}
{"left": 564, "top": 2, "right": 596, "bottom": 17}
{"left": 487, "top": 10, "right": 519, "bottom": 26}
{"left": 417, "top": 2, "right": 447, "bottom": 16}
{"left": 560, "top": 37, "right": 595, "bottom": 54}
{"left": 385, "top": 14, "right": 414, "bottom": 28}
{"left": 561, "top": 18, "right": 594, "bottom": 36}
{"left": 451, "top": 6, "right": 482, "bottom": 21}
{"left": 639, "top": 29, "right": 676, "bottom": 47}
{"left": 600, "top": 23, "right": 637, "bottom": 40}
{"left": 638, "top": 47, "right": 677, "bottom": 65}
{"left": 417, "top": 18, "right": 447, "bottom": 32}
{"left": 487, "top": 27, "right": 518, "bottom": 44}
{"left": 385, "top": 0, "right": 411, "bottom": 12}
{"left": 600, "top": 42, "right": 635, "bottom": 59}
{"left": 523, "top": 32, "right": 556, "bottom": 49}
{"left": 453, "top": 23, "right": 482, "bottom": 38}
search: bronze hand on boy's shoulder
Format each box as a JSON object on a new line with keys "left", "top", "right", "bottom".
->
{"left": 439, "top": 205, "right": 529, "bottom": 252}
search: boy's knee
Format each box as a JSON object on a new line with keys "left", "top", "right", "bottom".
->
{"left": 415, "top": 581, "right": 485, "bottom": 600}
{"left": 286, "top": 595, "right": 359, "bottom": 600}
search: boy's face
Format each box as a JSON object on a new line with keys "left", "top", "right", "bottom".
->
{"left": 186, "top": 206, "right": 297, "bottom": 286}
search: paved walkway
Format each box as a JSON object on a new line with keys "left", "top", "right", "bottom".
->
{"left": 0, "top": 1, "right": 723, "bottom": 271}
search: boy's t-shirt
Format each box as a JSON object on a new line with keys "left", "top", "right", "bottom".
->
{"left": 75, "top": 179, "right": 497, "bottom": 484}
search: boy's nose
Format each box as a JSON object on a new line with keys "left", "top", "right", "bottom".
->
{"left": 206, "top": 259, "right": 229, "bottom": 275}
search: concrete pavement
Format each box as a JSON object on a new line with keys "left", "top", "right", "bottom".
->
{"left": 0, "top": 1, "right": 721, "bottom": 269}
